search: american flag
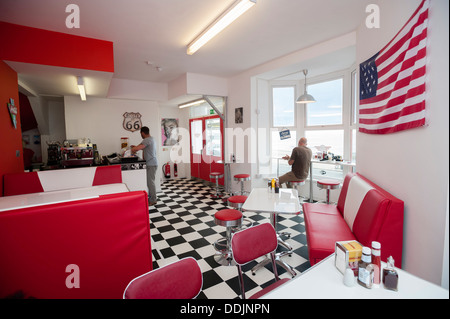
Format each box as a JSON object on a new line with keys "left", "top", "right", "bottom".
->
{"left": 359, "top": 0, "right": 429, "bottom": 134}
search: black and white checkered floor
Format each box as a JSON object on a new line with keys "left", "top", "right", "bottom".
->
{"left": 149, "top": 178, "right": 311, "bottom": 299}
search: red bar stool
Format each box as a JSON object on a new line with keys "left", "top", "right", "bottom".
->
{"left": 234, "top": 174, "right": 251, "bottom": 195}
{"left": 213, "top": 209, "right": 243, "bottom": 266}
{"left": 317, "top": 179, "right": 341, "bottom": 204}
{"left": 227, "top": 195, "right": 253, "bottom": 229}
{"left": 209, "top": 172, "right": 224, "bottom": 199}
{"left": 227, "top": 195, "right": 247, "bottom": 211}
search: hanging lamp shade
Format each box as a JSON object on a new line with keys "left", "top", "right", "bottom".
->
{"left": 296, "top": 92, "right": 316, "bottom": 103}
{"left": 296, "top": 69, "right": 316, "bottom": 104}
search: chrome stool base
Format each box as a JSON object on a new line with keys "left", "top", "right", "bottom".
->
{"left": 214, "top": 250, "right": 236, "bottom": 266}
{"left": 250, "top": 212, "right": 297, "bottom": 278}
{"left": 210, "top": 173, "right": 224, "bottom": 199}
{"left": 213, "top": 209, "right": 242, "bottom": 267}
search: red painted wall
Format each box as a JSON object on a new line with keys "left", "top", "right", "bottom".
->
{"left": 0, "top": 60, "right": 23, "bottom": 196}
{"left": 0, "top": 22, "right": 114, "bottom": 72}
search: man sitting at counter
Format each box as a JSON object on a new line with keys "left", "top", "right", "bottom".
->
{"left": 131, "top": 126, "right": 158, "bottom": 206}
{"left": 279, "top": 137, "right": 312, "bottom": 187}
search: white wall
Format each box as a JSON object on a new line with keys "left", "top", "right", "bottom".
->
{"left": 356, "top": 0, "right": 449, "bottom": 286}
{"left": 64, "top": 96, "right": 162, "bottom": 192}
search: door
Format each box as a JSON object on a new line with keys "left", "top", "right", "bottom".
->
{"left": 189, "top": 118, "right": 203, "bottom": 179}
{"left": 189, "top": 115, "right": 224, "bottom": 185}
{"left": 204, "top": 115, "right": 224, "bottom": 185}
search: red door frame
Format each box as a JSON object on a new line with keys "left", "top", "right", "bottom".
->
{"left": 189, "top": 118, "right": 202, "bottom": 180}
{"left": 189, "top": 115, "right": 224, "bottom": 185}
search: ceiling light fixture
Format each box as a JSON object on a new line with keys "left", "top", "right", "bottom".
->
{"left": 178, "top": 98, "right": 206, "bottom": 109}
{"left": 296, "top": 69, "right": 316, "bottom": 104}
{"left": 187, "top": 0, "right": 256, "bottom": 55}
{"left": 77, "top": 76, "right": 86, "bottom": 101}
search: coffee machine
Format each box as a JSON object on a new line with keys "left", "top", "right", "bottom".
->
{"left": 60, "top": 139, "right": 94, "bottom": 167}
{"left": 47, "top": 142, "right": 62, "bottom": 166}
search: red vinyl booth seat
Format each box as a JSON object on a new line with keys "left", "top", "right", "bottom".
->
{"left": 303, "top": 173, "right": 404, "bottom": 267}
{"left": 0, "top": 191, "right": 152, "bottom": 299}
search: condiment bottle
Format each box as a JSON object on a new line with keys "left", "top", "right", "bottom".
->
{"left": 271, "top": 178, "right": 275, "bottom": 191}
{"left": 358, "top": 246, "right": 374, "bottom": 289}
{"left": 275, "top": 178, "right": 280, "bottom": 193}
{"left": 383, "top": 256, "right": 399, "bottom": 291}
{"left": 371, "top": 241, "right": 381, "bottom": 287}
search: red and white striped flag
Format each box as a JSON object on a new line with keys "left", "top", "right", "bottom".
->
{"left": 359, "top": 0, "right": 429, "bottom": 134}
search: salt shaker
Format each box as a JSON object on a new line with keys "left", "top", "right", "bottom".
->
{"left": 343, "top": 268, "right": 356, "bottom": 287}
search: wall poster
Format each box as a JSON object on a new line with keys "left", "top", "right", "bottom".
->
{"left": 161, "top": 118, "right": 180, "bottom": 146}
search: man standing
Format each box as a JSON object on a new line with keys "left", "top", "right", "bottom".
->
{"left": 279, "top": 137, "right": 312, "bottom": 187}
{"left": 131, "top": 126, "right": 158, "bottom": 205}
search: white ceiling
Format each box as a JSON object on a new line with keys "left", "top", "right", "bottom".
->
{"left": 0, "top": 0, "right": 372, "bottom": 99}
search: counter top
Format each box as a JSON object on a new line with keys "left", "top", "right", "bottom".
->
{"left": 0, "top": 183, "right": 130, "bottom": 212}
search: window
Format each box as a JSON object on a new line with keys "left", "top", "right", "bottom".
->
{"left": 272, "top": 86, "right": 295, "bottom": 127}
{"left": 306, "top": 78, "right": 343, "bottom": 126}
{"left": 205, "top": 118, "right": 222, "bottom": 157}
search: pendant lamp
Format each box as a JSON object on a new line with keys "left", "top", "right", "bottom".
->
{"left": 296, "top": 69, "right": 316, "bottom": 104}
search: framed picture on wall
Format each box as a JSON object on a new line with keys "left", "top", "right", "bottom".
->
{"left": 235, "top": 107, "right": 243, "bottom": 124}
{"left": 161, "top": 118, "right": 180, "bottom": 146}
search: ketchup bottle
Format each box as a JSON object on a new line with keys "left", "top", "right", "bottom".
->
{"left": 371, "top": 241, "right": 381, "bottom": 287}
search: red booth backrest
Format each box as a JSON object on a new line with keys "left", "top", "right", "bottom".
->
{"left": 3, "top": 165, "right": 122, "bottom": 196}
{"left": 337, "top": 173, "right": 404, "bottom": 266}
{"left": 0, "top": 191, "right": 151, "bottom": 299}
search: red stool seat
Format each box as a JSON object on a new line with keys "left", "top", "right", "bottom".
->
{"left": 227, "top": 195, "right": 247, "bottom": 204}
{"left": 317, "top": 179, "right": 341, "bottom": 204}
{"left": 234, "top": 174, "right": 250, "bottom": 180}
{"left": 215, "top": 209, "right": 243, "bottom": 226}
{"left": 210, "top": 172, "right": 224, "bottom": 178}
{"left": 234, "top": 174, "right": 251, "bottom": 195}
{"left": 317, "top": 179, "right": 340, "bottom": 188}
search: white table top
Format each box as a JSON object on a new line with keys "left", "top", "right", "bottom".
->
{"left": 262, "top": 254, "right": 449, "bottom": 299}
{"left": 0, "top": 183, "right": 130, "bottom": 212}
{"left": 242, "top": 188, "right": 301, "bottom": 214}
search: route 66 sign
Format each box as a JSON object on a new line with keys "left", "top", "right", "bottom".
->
{"left": 123, "top": 112, "right": 142, "bottom": 132}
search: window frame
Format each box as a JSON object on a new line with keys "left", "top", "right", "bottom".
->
{"left": 304, "top": 75, "right": 345, "bottom": 129}
{"left": 263, "top": 69, "right": 356, "bottom": 179}
{"left": 270, "top": 83, "right": 298, "bottom": 129}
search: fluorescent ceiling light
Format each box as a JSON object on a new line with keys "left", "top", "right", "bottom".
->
{"left": 178, "top": 98, "right": 206, "bottom": 109}
{"left": 187, "top": 0, "right": 256, "bottom": 55}
{"left": 77, "top": 76, "right": 86, "bottom": 101}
